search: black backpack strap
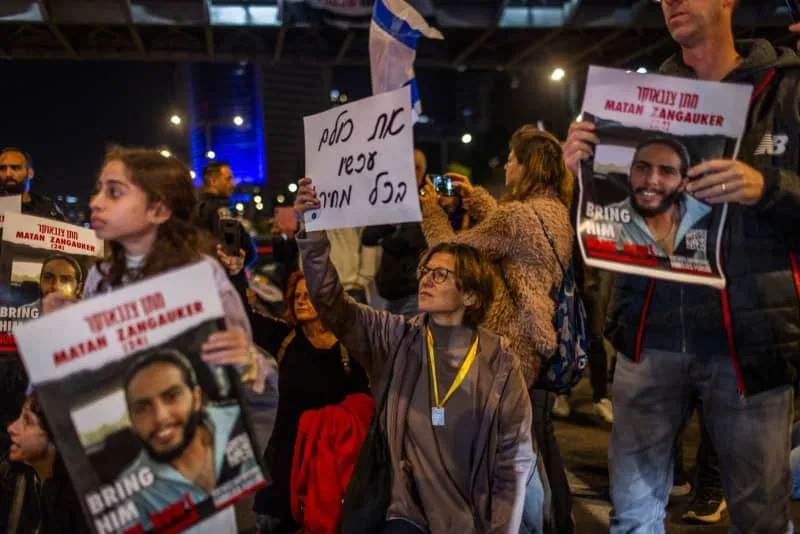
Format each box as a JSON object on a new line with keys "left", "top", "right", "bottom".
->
{"left": 532, "top": 210, "right": 567, "bottom": 277}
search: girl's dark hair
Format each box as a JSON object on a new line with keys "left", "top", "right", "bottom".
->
{"left": 418, "top": 243, "right": 495, "bottom": 328}
{"left": 504, "top": 125, "right": 573, "bottom": 208}
{"left": 27, "top": 392, "right": 53, "bottom": 442}
{"left": 27, "top": 393, "right": 70, "bottom": 480}
{"left": 284, "top": 270, "right": 306, "bottom": 327}
{"left": 97, "top": 147, "right": 214, "bottom": 288}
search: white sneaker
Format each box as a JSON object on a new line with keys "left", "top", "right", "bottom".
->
{"left": 670, "top": 481, "right": 692, "bottom": 498}
{"left": 552, "top": 394, "right": 571, "bottom": 418}
{"left": 592, "top": 398, "right": 614, "bottom": 424}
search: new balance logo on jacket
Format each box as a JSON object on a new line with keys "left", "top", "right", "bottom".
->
{"left": 754, "top": 133, "right": 789, "bottom": 156}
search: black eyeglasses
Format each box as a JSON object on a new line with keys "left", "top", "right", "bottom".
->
{"left": 416, "top": 265, "right": 455, "bottom": 284}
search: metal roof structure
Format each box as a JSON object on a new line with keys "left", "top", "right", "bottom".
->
{"left": 0, "top": 1, "right": 794, "bottom": 70}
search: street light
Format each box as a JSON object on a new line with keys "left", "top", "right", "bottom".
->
{"left": 550, "top": 68, "right": 565, "bottom": 81}
{"left": 233, "top": 115, "right": 244, "bottom": 126}
{"left": 288, "top": 183, "right": 298, "bottom": 193}
{"left": 170, "top": 115, "right": 182, "bottom": 126}
{"left": 206, "top": 150, "right": 216, "bottom": 159}
{"left": 461, "top": 133, "right": 473, "bottom": 145}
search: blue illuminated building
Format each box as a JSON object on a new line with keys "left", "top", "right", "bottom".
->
{"left": 187, "top": 63, "right": 266, "bottom": 187}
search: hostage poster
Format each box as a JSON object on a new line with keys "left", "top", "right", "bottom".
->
{"left": 577, "top": 66, "right": 752, "bottom": 288}
{"left": 14, "top": 262, "right": 266, "bottom": 534}
{"left": 0, "top": 212, "right": 103, "bottom": 352}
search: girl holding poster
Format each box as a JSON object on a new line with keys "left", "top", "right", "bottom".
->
{"left": 43, "top": 147, "right": 266, "bottom": 534}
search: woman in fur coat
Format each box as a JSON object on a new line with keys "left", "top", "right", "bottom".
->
{"left": 420, "top": 125, "right": 575, "bottom": 533}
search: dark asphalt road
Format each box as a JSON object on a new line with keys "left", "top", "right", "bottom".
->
{"left": 557, "top": 378, "right": 799, "bottom": 533}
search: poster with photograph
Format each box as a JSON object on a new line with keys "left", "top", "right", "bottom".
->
{"left": 0, "top": 212, "right": 104, "bottom": 353}
{"left": 14, "top": 261, "right": 266, "bottom": 534}
{"left": 577, "top": 66, "right": 753, "bottom": 288}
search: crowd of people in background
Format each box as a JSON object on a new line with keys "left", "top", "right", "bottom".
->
{"left": 2, "top": 0, "right": 800, "bottom": 533}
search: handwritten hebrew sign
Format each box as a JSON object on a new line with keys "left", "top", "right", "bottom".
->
{"left": 303, "top": 85, "right": 421, "bottom": 231}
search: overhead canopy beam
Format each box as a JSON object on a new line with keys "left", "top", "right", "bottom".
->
{"left": 565, "top": 27, "right": 627, "bottom": 66}
{"left": 335, "top": 31, "right": 354, "bottom": 64}
{"left": 35, "top": 0, "right": 77, "bottom": 58}
{"left": 272, "top": 25, "right": 287, "bottom": 64}
{"left": 452, "top": 27, "right": 496, "bottom": 67}
{"left": 202, "top": 0, "right": 215, "bottom": 60}
{"left": 120, "top": 0, "right": 145, "bottom": 54}
{"left": 612, "top": 35, "right": 673, "bottom": 68}
{"left": 557, "top": 0, "right": 651, "bottom": 69}
{"left": 505, "top": 28, "right": 564, "bottom": 69}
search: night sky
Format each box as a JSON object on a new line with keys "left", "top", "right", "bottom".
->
{"left": 0, "top": 60, "right": 183, "bottom": 203}
{"left": 1, "top": 58, "right": 572, "bottom": 209}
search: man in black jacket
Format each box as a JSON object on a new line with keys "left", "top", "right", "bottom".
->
{"left": 196, "top": 161, "right": 256, "bottom": 267}
{"left": 564, "top": 1, "right": 800, "bottom": 532}
{"left": 0, "top": 148, "right": 63, "bottom": 220}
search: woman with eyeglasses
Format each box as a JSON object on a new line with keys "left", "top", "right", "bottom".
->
{"left": 419, "top": 126, "right": 575, "bottom": 533}
{"left": 291, "top": 177, "right": 533, "bottom": 534}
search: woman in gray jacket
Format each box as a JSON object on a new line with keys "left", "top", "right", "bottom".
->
{"left": 294, "top": 178, "right": 534, "bottom": 534}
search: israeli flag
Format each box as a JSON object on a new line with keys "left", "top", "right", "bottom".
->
{"left": 369, "top": 0, "right": 443, "bottom": 117}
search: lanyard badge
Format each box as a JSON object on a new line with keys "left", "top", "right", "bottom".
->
{"left": 426, "top": 327, "right": 479, "bottom": 427}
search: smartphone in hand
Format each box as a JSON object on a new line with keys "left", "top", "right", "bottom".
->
{"left": 219, "top": 218, "right": 241, "bottom": 256}
{"left": 431, "top": 174, "right": 457, "bottom": 197}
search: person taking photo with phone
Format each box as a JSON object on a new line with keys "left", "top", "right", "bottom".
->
{"left": 196, "top": 162, "right": 257, "bottom": 289}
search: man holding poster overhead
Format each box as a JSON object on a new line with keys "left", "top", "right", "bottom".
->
{"left": 564, "top": 0, "right": 800, "bottom": 532}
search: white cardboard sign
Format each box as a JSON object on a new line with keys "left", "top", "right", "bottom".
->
{"left": 303, "top": 85, "right": 421, "bottom": 231}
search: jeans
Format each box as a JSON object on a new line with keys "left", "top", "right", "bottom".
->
{"left": 609, "top": 349, "right": 793, "bottom": 534}
{"left": 386, "top": 293, "right": 419, "bottom": 319}
{"left": 520, "top": 457, "right": 546, "bottom": 534}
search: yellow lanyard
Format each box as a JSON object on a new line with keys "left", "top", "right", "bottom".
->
{"left": 426, "top": 326, "right": 479, "bottom": 409}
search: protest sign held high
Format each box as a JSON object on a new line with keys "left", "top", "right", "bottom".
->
{"left": 0, "top": 212, "right": 103, "bottom": 352}
{"left": 577, "top": 66, "right": 752, "bottom": 288}
{"left": 14, "top": 262, "right": 266, "bottom": 534}
{"left": 303, "top": 85, "right": 420, "bottom": 231}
